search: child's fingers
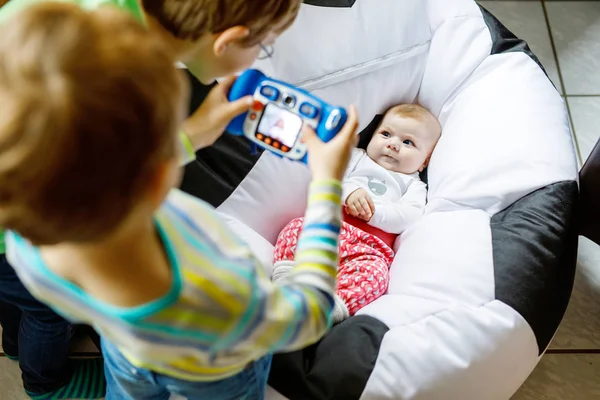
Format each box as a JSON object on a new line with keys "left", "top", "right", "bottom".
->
{"left": 365, "top": 194, "right": 375, "bottom": 213}
{"left": 347, "top": 202, "right": 359, "bottom": 217}
{"left": 336, "top": 105, "right": 359, "bottom": 143}
{"left": 353, "top": 199, "right": 368, "bottom": 217}
{"left": 216, "top": 75, "right": 238, "bottom": 92}
{"left": 300, "top": 124, "right": 319, "bottom": 148}
{"left": 207, "top": 76, "right": 236, "bottom": 101}
{"left": 222, "top": 95, "right": 253, "bottom": 121}
{"left": 359, "top": 197, "right": 372, "bottom": 217}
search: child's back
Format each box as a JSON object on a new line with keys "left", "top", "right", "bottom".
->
{"left": 0, "top": 2, "right": 359, "bottom": 398}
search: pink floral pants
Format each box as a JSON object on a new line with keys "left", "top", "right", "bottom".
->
{"left": 273, "top": 218, "right": 395, "bottom": 316}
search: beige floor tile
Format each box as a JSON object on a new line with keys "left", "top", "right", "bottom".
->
{"left": 478, "top": 1, "right": 562, "bottom": 94}
{"left": 0, "top": 358, "right": 30, "bottom": 400}
{"left": 568, "top": 96, "right": 600, "bottom": 165}
{"left": 551, "top": 237, "right": 600, "bottom": 349}
{"left": 512, "top": 354, "right": 600, "bottom": 399}
{"left": 546, "top": 2, "right": 600, "bottom": 95}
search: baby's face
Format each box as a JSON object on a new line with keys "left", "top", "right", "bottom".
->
{"left": 366, "top": 112, "right": 441, "bottom": 174}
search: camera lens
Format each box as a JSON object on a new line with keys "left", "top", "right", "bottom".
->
{"left": 283, "top": 94, "right": 295, "bottom": 108}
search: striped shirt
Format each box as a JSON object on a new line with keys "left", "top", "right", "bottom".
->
{"left": 6, "top": 179, "right": 342, "bottom": 381}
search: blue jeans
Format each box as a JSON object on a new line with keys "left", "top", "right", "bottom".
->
{"left": 102, "top": 339, "right": 272, "bottom": 400}
{"left": 0, "top": 254, "right": 74, "bottom": 394}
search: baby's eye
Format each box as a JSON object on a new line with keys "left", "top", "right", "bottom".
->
{"left": 403, "top": 139, "right": 414, "bottom": 146}
{"left": 381, "top": 131, "right": 391, "bottom": 138}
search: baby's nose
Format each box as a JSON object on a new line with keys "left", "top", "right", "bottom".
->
{"left": 387, "top": 142, "right": 400, "bottom": 152}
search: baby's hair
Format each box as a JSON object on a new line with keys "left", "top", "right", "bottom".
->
{"left": 0, "top": 2, "right": 186, "bottom": 245}
{"left": 383, "top": 103, "right": 441, "bottom": 134}
{"left": 386, "top": 103, "right": 435, "bottom": 122}
{"left": 142, "top": 0, "right": 302, "bottom": 44}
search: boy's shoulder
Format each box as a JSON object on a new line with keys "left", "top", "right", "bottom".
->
{"left": 159, "top": 189, "right": 252, "bottom": 255}
{"left": 161, "top": 189, "right": 223, "bottom": 227}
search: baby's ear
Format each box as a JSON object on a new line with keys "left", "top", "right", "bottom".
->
{"left": 419, "top": 157, "right": 431, "bottom": 172}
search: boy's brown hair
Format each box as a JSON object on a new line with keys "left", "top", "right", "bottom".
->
{"left": 142, "top": 0, "right": 302, "bottom": 44}
{"left": 0, "top": 2, "right": 187, "bottom": 245}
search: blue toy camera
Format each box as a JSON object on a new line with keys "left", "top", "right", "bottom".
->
{"left": 226, "top": 69, "right": 347, "bottom": 163}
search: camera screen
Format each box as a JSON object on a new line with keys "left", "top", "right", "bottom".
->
{"left": 256, "top": 103, "right": 303, "bottom": 150}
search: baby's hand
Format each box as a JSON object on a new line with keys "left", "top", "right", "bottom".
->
{"left": 182, "top": 76, "right": 254, "bottom": 150}
{"left": 345, "top": 188, "right": 375, "bottom": 221}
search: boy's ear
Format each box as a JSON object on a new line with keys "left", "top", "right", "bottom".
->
{"left": 213, "top": 26, "right": 250, "bottom": 56}
{"left": 148, "top": 159, "right": 180, "bottom": 208}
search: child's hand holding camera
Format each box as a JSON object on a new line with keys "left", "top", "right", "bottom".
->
{"left": 302, "top": 105, "right": 359, "bottom": 182}
{"left": 182, "top": 76, "right": 254, "bottom": 150}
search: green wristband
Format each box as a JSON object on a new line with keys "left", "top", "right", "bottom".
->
{"left": 179, "top": 130, "right": 195, "bottom": 165}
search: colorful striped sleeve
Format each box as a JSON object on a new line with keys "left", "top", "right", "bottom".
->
{"left": 178, "top": 130, "right": 196, "bottom": 166}
{"left": 221, "top": 179, "right": 342, "bottom": 354}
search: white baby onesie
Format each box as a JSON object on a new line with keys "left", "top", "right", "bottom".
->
{"left": 341, "top": 148, "right": 427, "bottom": 234}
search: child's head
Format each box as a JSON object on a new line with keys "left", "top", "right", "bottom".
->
{"left": 142, "top": 0, "right": 302, "bottom": 83}
{"left": 0, "top": 2, "right": 187, "bottom": 245}
{"left": 366, "top": 104, "right": 441, "bottom": 174}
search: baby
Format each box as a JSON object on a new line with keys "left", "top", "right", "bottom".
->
{"left": 273, "top": 104, "right": 442, "bottom": 322}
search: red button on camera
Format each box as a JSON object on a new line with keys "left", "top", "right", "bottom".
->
{"left": 252, "top": 101, "right": 264, "bottom": 112}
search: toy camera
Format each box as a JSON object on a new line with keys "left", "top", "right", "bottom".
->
{"left": 226, "top": 69, "right": 347, "bottom": 163}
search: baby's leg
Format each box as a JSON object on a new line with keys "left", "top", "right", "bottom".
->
{"left": 336, "top": 227, "right": 394, "bottom": 321}
{"left": 272, "top": 217, "right": 304, "bottom": 283}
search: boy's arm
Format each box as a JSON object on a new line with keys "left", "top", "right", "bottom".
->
{"left": 220, "top": 179, "right": 342, "bottom": 354}
{"left": 177, "top": 76, "right": 254, "bottom": 166}
{"left": 368, "top": 180, "right": 427, "bottom": 234}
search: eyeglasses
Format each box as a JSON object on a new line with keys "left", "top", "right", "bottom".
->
{"left": 258, "top": 43, "right": 274, "bottom": 60}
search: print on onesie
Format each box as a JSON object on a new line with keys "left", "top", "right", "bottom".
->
{"left": 367, "top": 176, "right": 409, "bottom": 197}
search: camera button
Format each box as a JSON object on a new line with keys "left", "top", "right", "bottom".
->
{"left": 325, "top": 109, "right": 342, "bottom": 130}
{"left": 252, "top": 100, "right": 264, "bottom": 112}
{"left": 299, "top": 103, "right": 318, "bottom": 119}
{"left": 259, "top": 85, "right": 279, "bottom": 101}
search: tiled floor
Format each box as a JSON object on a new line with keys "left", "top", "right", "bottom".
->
{"left": 477, "top": 1, "right": 600, "bottom": 399}
{"left": 1, "top": 1, "right": 600, "bottom": 400}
